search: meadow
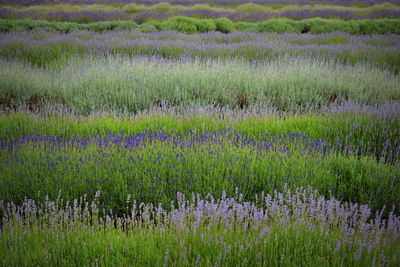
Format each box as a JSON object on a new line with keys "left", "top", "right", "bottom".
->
{"left": 0, "top": 1, "right": 400, "bottom": 266}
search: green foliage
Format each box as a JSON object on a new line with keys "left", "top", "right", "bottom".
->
{"left": 358, "top": 18, "right": 400, "bottom": 34}
{"left": 214, "top": 17, "right": 234, "bottom": 33}
{"left": 138, "top": 24, "right": 158, "bottom": 33}
{"left": 0, "top": 19, "right": 139, "bottom": 33}
{"left": 233, "top": 21, "right": 258, "bottom": 32}
{"left": 302, "top": 18, "right": 350, "bottom": 34}
{"left": 0, "top": 3, "right": 400, "bottom": 263}
{"left": 160, "top": 16, "right": 216, "bottom": 33}
{"left": 0, "top": 129, "right": 398, "bottom": 213}
{"left": 255, "top": 18, "right": 296, "bottom": 33}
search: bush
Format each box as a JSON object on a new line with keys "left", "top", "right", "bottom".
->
{"left": 85, "top": 21, "right": 138, "bottom": 33}
{"left": 160, "top": 17, "right": 198, "bottom": 33}
{"left": 0, "top": 19, "right": 138, "bottom": 33}
{"left": 357, "top": 19, "right": 400, "bottom": 34}
{"left": 200, "top": 19, "right": 217, "bottom": 32}
{"left": 0, "top": 20, "right": 14, "bottom": 32}
{"left": 233, "top": 21, "right": 260, "bottom": 32}
{"left": 255, "top": 19, "right": 296, "bottom": 33}
{"left": 215, "top": 17, "right": 234, "bottom": 33}
{"left": 138, "top": 24, "right": 158, "bottom": 33}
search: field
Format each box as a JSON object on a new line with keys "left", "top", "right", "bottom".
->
{"left": 0, "top": 0, "right": 400, "bottom": 266}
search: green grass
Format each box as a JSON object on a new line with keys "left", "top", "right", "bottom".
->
{"left": 2, "top": 224, "right": 397, "bottom": 266}
{"left": 1, "top": 107, "right": 399, "bottom": 161}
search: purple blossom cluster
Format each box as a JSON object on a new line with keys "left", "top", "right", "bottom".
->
{"left": 172, "top": 9, "right": 400, "bottom": 21}
{"left": 1, "top": 129, "right": 327, "bottom": 154}
{"left": 1, "top": 119, "right": 398, "bottom": 166}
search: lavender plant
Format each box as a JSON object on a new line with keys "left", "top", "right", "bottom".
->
{"left": 0, "top": 125, "right": 399, "bottom": 213}
{"left": 1, "top": 187, "right": 399, "bottom": 265}
{"left": 2, "top": 8, "right": 399, "bottom": 22}
{"left": 2, "top": 102, "right": 399, "bottom": 163}
{"left": 0, "top": 56, "right": 398, "bottom": 114}
{"left": 1, "top": 31, "right": 399, "bottom": 72}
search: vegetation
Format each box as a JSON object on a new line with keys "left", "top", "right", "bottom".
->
{"left": 1, "top": 57, "right": 399, "bottom": 114}
{"left": 2, "top": 187, "right": 399, "bottom": 266}
{"left": 0, "top": 1, "right": 399, "bottom": 266}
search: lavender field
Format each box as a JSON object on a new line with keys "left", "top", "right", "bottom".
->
{"left": 0, "top": 0, "right": 400, "bottom": 266}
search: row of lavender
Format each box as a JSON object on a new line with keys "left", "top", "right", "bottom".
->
{"left": 1, "top": 31, "right": 399, "bottom": 72}
{"left": 1, "top": 29, "right": 395, "bottom": 45}
{"left": 1, "top": 8, "right": 399, "bottom": 22}
{"left": 1, "top": 186, "right": 399, "bottom": 265}
{"left": 1, "top": 118, "right": 399, "bottom": 214}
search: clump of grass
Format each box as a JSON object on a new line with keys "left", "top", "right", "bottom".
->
{"left": 2, "top": 31, "right": 399, "bottom": 72}
{"left": 1, "top": 102, "right": 399, "bottom": 162}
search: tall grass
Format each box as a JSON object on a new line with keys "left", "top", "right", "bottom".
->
{"left": 1, "top": 127, "right": 399, "bottom": 213}
{"left": 0, "top": 56, "right": 398, "bottom": 114}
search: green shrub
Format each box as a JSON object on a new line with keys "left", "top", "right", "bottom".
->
{"left": 160, "top": 16, "right": 199, "bottom": 33}
{"left": 255, "top": 19, "right": 296, "bottom": 33}
{"left": 200, "top": 19, "right": 217, "bottom": 32}
{"left": 215, "top": 17, "right": 234, "bottom": 33}
{"left": 138, "top": 24, "right": 158, "bottom": 33}
{"left": 357, "top": 19, "right": 399, "bottom": 34}
{"left": 160, "top": 16, "right": 216, "bottom": 34}
{"left": 0, "top": 20, "right": 14, "bottom": 32}
{"left": 233, "top": 21, "right": 256, "bottom": 32}
{"left": 0, "top": 19, "right": 138, "bottom": 33}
